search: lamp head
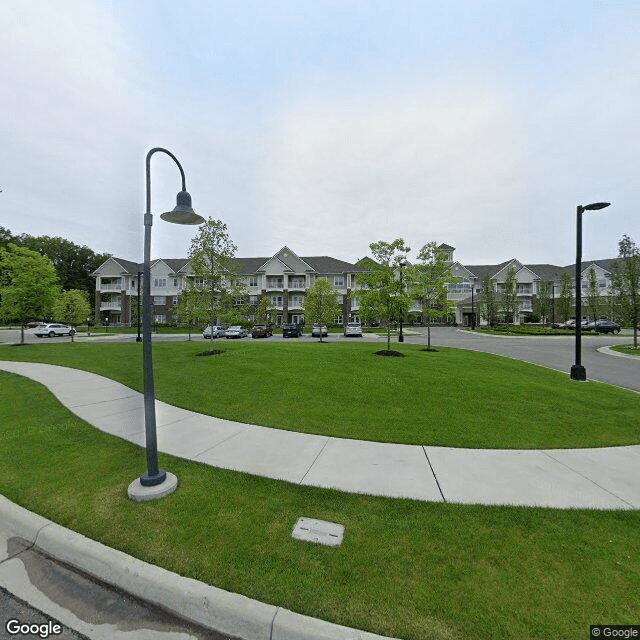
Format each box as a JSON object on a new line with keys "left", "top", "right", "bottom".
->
{"left": 582, "top": 202, "right": 610, "bottom": 211}
{"left": 160, "top": 190, "right": 205, "bottom": 225}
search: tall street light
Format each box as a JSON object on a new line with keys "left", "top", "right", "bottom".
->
{"left": 398, "top": 261, "right": 407, "bottom": 342}
{"left": 136, "top": 270, "right": 142, "bottom": 342}
{"left": 570, "top": 201, "right": 610, "bottom": 381}
{"left": 128, "top": 148, "right": 204, "bottom": 502}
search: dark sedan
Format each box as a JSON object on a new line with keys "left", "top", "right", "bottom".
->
{"left": 591, "top": 320, "right": 621, "bottom": 334}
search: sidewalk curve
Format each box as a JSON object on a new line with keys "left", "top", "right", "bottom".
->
{"left": 1, "top": 361, "right": 639, "bottom": 510}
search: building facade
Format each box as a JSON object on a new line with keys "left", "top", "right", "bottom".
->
{"left": 92, "top": 244, "right": 618, "bottom": 327}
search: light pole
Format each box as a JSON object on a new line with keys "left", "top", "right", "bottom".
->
{"left": 136, "top": 271, "right": 142, "bottom": 342}
{"left": 128, "top": 148, "right": 204, "bottom": 501}
{"left": 398, "top": 261, "right": 406, "bottom": 342}
{"left": 570, "top": 202, "right": 610, "bottom": 381}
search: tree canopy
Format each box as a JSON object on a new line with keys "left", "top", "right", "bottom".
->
{"left": 357, "top": 239, "right": 411, "bottom": 352}
{"left": 611, "top": 234, "right": 640, "bottom": 347}
{"left": 53, "top": 289, "right": 91, "bottom": 342}
{"left": 0, "top": 243, "right": 61, "bottom": 343}
{"left": 304, "top": 278, "right": 340, "bottom": 342}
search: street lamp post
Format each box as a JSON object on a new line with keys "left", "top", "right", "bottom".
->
{"left": 570, "top": 202, "right": 610, "bottom": 381}
{"left": 128, "top": 148, "right": 204, "bottom": 501}
{"left": 398, "top": 261, "right": 406, "bottom": 342}
{"left": 136, "top": 271, "right": 142, "bottom": 342}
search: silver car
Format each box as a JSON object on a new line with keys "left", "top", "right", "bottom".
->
{"left": 202, "top": 325, "right": 226, "bottom": 339}
{"left": 225, "top": 326, "right": 248, "bottom": 339}
{"left": 344, "top": 322, "right": 363, "bottom": 337}
{"left": 34, "top": 323, "right": 76, "bottom": 338}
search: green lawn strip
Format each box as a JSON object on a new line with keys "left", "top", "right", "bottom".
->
{"left": 1, "top": 371, "right": 638, "bottom": 640}
{"left": 610, "top": 344, "right": 640, "bottom": 356}
{"left": 1, "top": 341, "right": 639, "bottom": 449}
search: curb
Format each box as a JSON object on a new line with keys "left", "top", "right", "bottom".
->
{"left": 0, "top": 495, "right": 398, "bottom": 640}
{"left": 597, "top": 345, "right": 640, "bottom": 360}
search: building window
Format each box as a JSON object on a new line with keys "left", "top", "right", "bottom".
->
{"left": 334, "top": 276, "right": 344, "bottom": 287}
{"left": 335, "top": 315, "right": 343, "bottom": 325}
{"left": 154, "top": 296, "right": 166, "bottom": 305}
{"left": 173, "top": 296, "right": 179, "bottom": 305}
{"left": 249, "top": 295, "right": 259, "bottom": 305}
{"left": 337, "top": 295, "right": 344, "bottom": 303}
{"left": 250, "top": 276, "right": 258, "bottom": 287}
{"left": 155, "top": 314, "right": 166, "bottom": 324}
{"left": 173, "top": 278, "right": 179, "bottom": 287}
{"left": 235, "top": 298, "right": 244, "bottom": 306}
{"left": 194, "top": 277, "right": 204, "bottom": 286}
{"left": 271, "top": 296, "right": 283, "bottom": 307}
{"left": 267, "top": 277, "right": 284, "bottom": 288}
{"left": 154, "top": 278, "right": 167, "bottom": 288}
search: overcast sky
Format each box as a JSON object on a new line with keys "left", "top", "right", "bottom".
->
{"left": 1, "top": 1, "right": 638, "bottom": 267}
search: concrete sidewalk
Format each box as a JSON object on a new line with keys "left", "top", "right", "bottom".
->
{"left": 2, "top": 361, "right": 639, "bottom": 510}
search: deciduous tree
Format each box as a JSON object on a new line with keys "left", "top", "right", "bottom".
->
{"left": 53, "top": 289, "right": 91, "bottom": 342}
{"left": 478, "top": 274, "right": 498, "bottom": 326}
{"left": 304, "top": 278, "right": 340, "bottom": 343}
{"left": 0, "top": 244, "right": 61, "bottom": 343}
{"left": 188, "top": 218, "right": 245, "bottom": 352}
{"left": 611, "top": 234, "right": 640, "bottom": 347}
{"left": 557, "top": 272, "right": 574, "bottom": 323}
{"left": 357, "top": 239, "right": 411, "bottom": 352}
{"left": 501, "top": 266, "right": 520, "bottom": 324}
{"left": 409, "top": 242, "right": 456, "bottom": 350}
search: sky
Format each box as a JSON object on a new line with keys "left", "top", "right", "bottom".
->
{"left": 1, "top": 0, "right": 639, "bottom": 267}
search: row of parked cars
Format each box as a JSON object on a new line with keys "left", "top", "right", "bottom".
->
{"left": 203, "top": 322, "right": 364, "bottom": 339}
{"left": 559, "top": 319, "right": 621, "bottom": 334}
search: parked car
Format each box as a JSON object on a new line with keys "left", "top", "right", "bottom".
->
{"left": 592, "top": 319, "right": 621, "bottom": 334}
{"left": 202, "top": 325, "right": 226, "bottom": 339}
{"left": 225, "top": 326, "right": 248, "bottom": 339}
{"left": 344, "top": 322, "right": 363, "bottom": 337}
{"left": 282, "top": 323, "right": 303, "bottom": 338}
{"left": 251, "top": 324, "right": 273, "bottom": 338}
{"left": 561, "top": 318, "right": 589, "bottom": 329}
{"left": 311, "top": 324, "right": 328, "bottom": 337}
{"left": 34, "top": 323, "right": 76, "bottom": 338}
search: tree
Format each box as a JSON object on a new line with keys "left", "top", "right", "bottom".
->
{"left": 0, "top": 244, "right": 61, "bottom": 344}
{"left": 611, "top": 234, "right": 640, "bottom": 347}
{"left": 16, "top": 234, "right": 110, "bottom": 307}
{"left": 535, "top": 280, "right": 552, "bottom": 325}
{"left": 255, "top": 295, "right": 275, "bottom": 324}
{"left": 304, "top": 278, "right": 340, "bottom": 343}
{"left": 172, "top": 285, "right": 205, "bottom": 341}
{"left": 188, "top": 218, "right": 245, "bottom": 352}
{"left": 586, "top": 267, "right": 601, "bottom": 322}
{"left": 501, "top": 266, "right": 520, "bottom": 324}
{"left": 53, "top": 289, "right": 91, "bottom": 342}
{"left": 357, "top": 239, "right": 411, "bottom": 352}
{"left": 477, "top": 274, "right": 498, "bottom": 326}
{"left": 409, "top": 242, "right": 457, "bottom": 350}
{"left": 557, "top": 272, "right": 574, "bottom": 323}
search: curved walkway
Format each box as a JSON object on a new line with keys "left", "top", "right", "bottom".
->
{"left": 2, "top": 361, "right": 639, "bottom": 510}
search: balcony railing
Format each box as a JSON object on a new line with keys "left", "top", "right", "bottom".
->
{"left": 100, "top": 301, "right": 122, "bottom": 310}
{"left": 288, "top": 282, "right": 306, "bottom": 289}
{"left": 99, "top": 283, "right": 122, "bottom": 291}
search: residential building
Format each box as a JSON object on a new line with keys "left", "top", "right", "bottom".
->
{"left": 92, "top": 243, "right": 618, "bottom": 327}
{"left": 92, "top": 247, "right": 366, "bottom": 327}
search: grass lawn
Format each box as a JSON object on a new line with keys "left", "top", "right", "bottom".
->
{"left": 1, "top": 371, "right": 638, "bottom": 640}
{"left": 1, "top": 341, "right": 640, "bottom": 449}
{"left": 611, "top": 344, "right": 640, "bottom": 356}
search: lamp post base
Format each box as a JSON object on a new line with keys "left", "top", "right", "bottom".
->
{"left": 570, "top": 365, "right": 586, "bottom": 381}
{"left": 128, "top": 471, "right": 177, "bottom": 502}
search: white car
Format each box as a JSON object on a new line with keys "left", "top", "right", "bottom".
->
{"left": 202, "top": 325, "right": 226, "bottom": 339}
{"left": 344, "top": 322, "right": 363, "bottom": 337}
{"left": 311, "top": 324, "right": 328, "bottom": 337}
{"left": 225, "top": 326, "right": 248, "bottom": 339}
{"left": 34, "top": 323, "right": 76, "bottom": 338}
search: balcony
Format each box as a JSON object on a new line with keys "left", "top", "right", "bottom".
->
{"left": 99, "top": 282, "right": 122, "bottom": 292}
{"left": 100, "top": 300, "right": 122, "bottom": 310}
{"left": 288, "top": 280, "right": 306, "bottom": 290}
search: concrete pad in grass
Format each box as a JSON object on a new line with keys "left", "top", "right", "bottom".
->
{"left": 303, "top": 439, "right": 443, "bottom": 501}
{"left": 543, "top": 445, "right": 640, "bottom": 509}
{"left": 193, "top": 426, "right": 329, "bottom": 483}
{"left": 425, "top": 447, "right": 633, "bottom": 509}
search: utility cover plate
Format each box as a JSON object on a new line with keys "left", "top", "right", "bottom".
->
{"left": 291, "top": 517, "right": 344, "bottom": 546}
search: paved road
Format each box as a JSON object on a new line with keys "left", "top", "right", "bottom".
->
{"left": 404, "top": 327, "right": 639, "bottom": 392}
